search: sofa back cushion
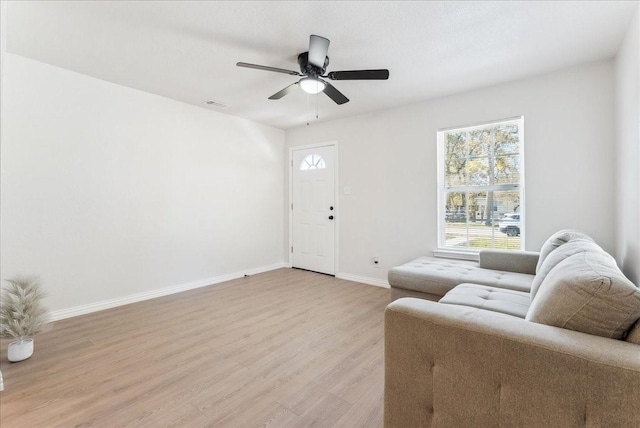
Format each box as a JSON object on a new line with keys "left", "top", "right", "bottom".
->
{"left": 626, "top": 319, "right": 640, "bottom": 345}
{"left": 530, "top": 239, "right": 604, "bottom": 301}
{"left": 526, "top": 251, "right": 640, "bottom": 339}
{"left": 536, "top": 230, "right": 594, "bottom": 274}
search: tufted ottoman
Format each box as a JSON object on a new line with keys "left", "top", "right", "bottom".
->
{"left": 388, "top": 254, "right": 537, "bottom": 302}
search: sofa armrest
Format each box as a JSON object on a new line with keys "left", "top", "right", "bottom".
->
{"left": 384, "top": 298, "right": 640, "bottom": 428}
{"left": 479, "top": 249, "right": 539, "bottom": 274}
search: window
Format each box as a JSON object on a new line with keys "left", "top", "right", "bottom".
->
{"left": 299, "top": 154, "right": 326, "bottom": 170}
{"left": 437, "top": 117, "right": 524, "bottom": 252}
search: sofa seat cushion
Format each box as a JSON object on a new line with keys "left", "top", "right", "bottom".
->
{"left": 439, "top": 283, "right": 531, "bottom": 318}
{"left": 388, "top": 256, "right": 534, "bottom": 298}
{"left": 527, "top": 251, "right": 640, "bottom": 339}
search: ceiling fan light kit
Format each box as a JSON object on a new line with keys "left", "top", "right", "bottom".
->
{"left": 237, "top": 35, "right": 389, "bottom": 105}
{"left": 299, "top": 77, "right": 326, "bottom": 94}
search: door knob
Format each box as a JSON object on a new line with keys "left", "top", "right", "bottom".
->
{"left": 328, "top": 215, "right": 334, "bottom": 220}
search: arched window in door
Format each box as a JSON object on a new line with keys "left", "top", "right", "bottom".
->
{"left": 299, "top": 154, "right": 326, "bottom": 170}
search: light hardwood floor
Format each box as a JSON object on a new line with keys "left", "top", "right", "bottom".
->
{"left": 0, "top": 268, "right": 390, "bottom": 427}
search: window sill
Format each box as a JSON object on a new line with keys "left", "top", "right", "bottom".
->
{"left": 433, "top": 249, "right": 480, "bottom": 262}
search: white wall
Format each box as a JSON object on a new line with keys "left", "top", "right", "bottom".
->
{"left": 1, "top": 54, "right": 285, "bottom": 314}
{"left": 286, "top": 61, "right": 615, "bottom": 283}
{"left": 615, "top": 6, "right": 640, "bottom": 285}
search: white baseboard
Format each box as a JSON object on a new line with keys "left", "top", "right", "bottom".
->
{"left": 336, "top": 272, "right": 390, "bottom": 289}
{"left": 49, "top": 263, "right": 288, "bottom": 321}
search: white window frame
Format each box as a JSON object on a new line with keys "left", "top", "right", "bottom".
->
{"left": 436, "top": 116, "right": 525, "bottom": 258}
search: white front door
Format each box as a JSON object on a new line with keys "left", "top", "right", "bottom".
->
{"left": 291, "top": 145, "right": 336, "bottom": 275}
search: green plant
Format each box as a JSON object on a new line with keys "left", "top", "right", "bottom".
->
{"left": 0, "top": 275, "right": 49, "bottom": 342}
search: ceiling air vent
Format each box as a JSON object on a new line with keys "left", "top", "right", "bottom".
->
{"left": 204, "top": 100, "right": 228, "bottom": 108}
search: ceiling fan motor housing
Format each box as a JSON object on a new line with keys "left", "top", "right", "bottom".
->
{"left": 298, "top": 52, "right": 329, "bottom": 77}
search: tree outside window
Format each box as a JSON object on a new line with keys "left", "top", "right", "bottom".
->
{"left": 437, "top": 117, "right": 524, "bottom": 251}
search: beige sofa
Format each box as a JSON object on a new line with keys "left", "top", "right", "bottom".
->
{"left": 384, "top": 230, "right": 640, "bottom": 427}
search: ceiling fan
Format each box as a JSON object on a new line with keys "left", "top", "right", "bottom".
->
{"left": 237, "top": 35, "right": 389, "bottom": 105}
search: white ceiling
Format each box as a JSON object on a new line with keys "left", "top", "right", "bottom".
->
{"left": 5, "top": 1, "right": 637, "bottom": 130}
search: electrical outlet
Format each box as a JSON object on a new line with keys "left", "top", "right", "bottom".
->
{"left": 373, "top": 257, "right": 380, "bottom": 267}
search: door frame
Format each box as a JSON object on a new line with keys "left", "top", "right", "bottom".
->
{"left": 288, "top": 141, "right": 339, "bottom": 274}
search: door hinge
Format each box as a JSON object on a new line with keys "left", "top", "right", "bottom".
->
{"left": 291, "top": 246, "right": 293, "bottom": 253}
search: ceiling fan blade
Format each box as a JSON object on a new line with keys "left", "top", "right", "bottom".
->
{"left": 322, "top": 81, "right": 349, "bottom": 105}
{"left": 237, "top": 62, "right": 301, "bottom": 76}
{"left": 268, "top": 82, "right": 299, "bottom": 100}
{"left": 308, "top": 35, "right": 330, "bottom": 69}
{"left": 326, "top": 69, "right": 389, "bottom": 80}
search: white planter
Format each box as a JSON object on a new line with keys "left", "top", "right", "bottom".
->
{"left": 8, "top": 338, "right": 34, "bottom": 362}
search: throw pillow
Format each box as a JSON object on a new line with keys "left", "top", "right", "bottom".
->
{"left": 526, "top": 251, "right": 640, "bottom": 339}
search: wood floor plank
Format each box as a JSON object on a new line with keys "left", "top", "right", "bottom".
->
{"left": 282, "top": 392, "right": 352, "bottom": 428}
{"left": 253, "top": 404, "right": 300, "bottom": 428}
{"left": 0, "top": 268, "right": 389, "bottom": 427}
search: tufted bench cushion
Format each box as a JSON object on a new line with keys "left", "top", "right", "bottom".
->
{"left": 439, "top": 283, "right": 531, "bottom": 318}
{"left": 388, "top": 256, "right": 534, "bottom": 301}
